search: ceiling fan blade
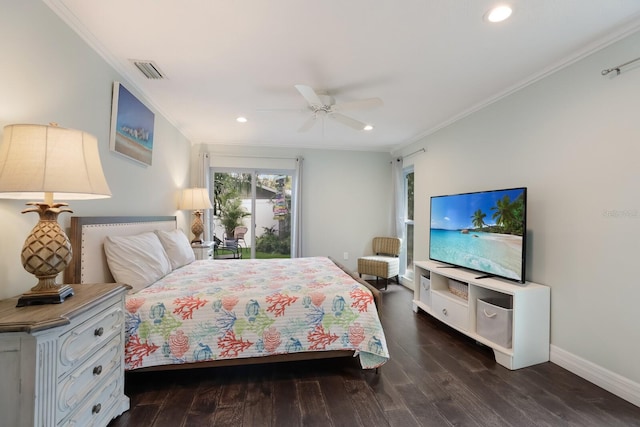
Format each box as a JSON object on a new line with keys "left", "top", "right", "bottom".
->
{"left": 331, "top": 97, "right": 383, "bottom": 112}
{"left": 298, "top": 115, "right": 317, "bottom": 132}
{"left": 256, "top": 107, "right": 307, "bottom": 113}
{"left": 294, "top": 84, "right": 324, "bottom": 107}
{"left": 329, "top": 113, "right": 368, "bottom": 131}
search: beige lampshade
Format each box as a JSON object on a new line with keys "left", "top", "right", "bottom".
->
{"left": 0, "top": 124, "right": 111, "bottom": 200}
{"left": 179, "top": 187, "right": 213, "bottom": 210}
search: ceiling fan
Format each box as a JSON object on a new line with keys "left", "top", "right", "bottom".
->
{"left": 293, "top": 84, "right": 383, "bottom": 132}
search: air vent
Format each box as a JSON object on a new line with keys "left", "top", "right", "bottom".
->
{"left": 130, "top": 60, "right": 165, "bottom": 79}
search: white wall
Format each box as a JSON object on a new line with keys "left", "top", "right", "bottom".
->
{"left": 303, "top": 149, "right": 393, "bottom": 266}
{"left": 195, "top": 144, "right": 393, "bottom": 271}
{"left": 0, "top": 1, "right": 192, "bottom": 299}
{"left": 397, "top": 30, "right": 640, "bottom": 391}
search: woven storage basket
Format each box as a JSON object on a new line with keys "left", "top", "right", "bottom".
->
{"left": 448, "top": 279, "right": 468, "bottom": 300}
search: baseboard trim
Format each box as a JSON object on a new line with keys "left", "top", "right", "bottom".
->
{"left": 399, "top": 275, "right": 414, "bottom": 291}
{"left": 550, "top": 344, "right": 640, "bottom": 407}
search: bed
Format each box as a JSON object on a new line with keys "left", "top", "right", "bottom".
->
{"left": 64, "top": 216, "right": 389, "bottom": 372}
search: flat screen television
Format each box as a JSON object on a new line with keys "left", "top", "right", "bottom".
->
{"left": 429, "top": 187, "right": 527, "bottom": 283}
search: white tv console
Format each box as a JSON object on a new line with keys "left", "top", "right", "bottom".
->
{"left": 413, "top": 260, "right": 550, "bottom": 370}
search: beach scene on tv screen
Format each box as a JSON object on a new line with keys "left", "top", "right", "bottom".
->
{"left": 430, "top": 188, "right": 525, "bottom": 281}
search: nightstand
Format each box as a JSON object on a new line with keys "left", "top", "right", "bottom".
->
{"left": 192, "top": 241, "right": 214, "bottom": 260}
{"left": 0, "top": 283, "right": 131, "bottom": 427}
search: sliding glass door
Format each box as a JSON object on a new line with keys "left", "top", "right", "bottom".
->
{"left": 210, "top": 169, "right": 292, "bottom": 259}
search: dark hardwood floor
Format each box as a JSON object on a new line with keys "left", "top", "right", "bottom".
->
{"left": 109, "top": 284, "right": 640, "bottom": 426}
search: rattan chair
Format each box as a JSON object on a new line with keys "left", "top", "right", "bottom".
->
{"left": 357, "top": 237, "right": 401, "bottom": 290}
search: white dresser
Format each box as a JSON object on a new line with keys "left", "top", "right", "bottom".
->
{"left": 0, "top": 283, "right": 130, "bottom": 427}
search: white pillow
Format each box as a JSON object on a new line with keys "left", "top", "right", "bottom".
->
{"left": 155, "top": 229, "right": 195, "bottom": 270}
{"left": 104, "top": 231, "right": 172, "bottom": 293}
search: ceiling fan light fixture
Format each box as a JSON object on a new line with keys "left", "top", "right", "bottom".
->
{"left": 236, "top": 116, "right": 248, "bottom": 123}
{"left": 293, "top": 84, "right": 382, "bottom": 132}
{"left": 485, "top": 5, "right": 512, "bottom": 23}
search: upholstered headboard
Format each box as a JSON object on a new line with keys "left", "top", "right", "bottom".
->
{"left": 64, "top": 216, "right": 177, "bottom": 284}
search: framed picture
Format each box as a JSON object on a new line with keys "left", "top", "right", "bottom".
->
{"left": 109, "top": 81, "right": 155, "bottom": 166}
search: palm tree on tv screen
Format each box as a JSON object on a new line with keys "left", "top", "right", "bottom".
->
{"left": 490, "top": 194, "right": 525, "bottom": 236}
{"left": 471, "top": 209, "right": 486, "bottom": 229}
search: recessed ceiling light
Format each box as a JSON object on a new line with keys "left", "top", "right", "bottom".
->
{"left": 363, "top": 125, "right": 374, "bottom": 131}
{"left": 236, "top": 116, "right": 248, "bottom": 123}
{"left": 486, "top": 5, "right": 512, "bottom": 23}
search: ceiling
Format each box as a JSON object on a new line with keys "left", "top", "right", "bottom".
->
{"left": 45, "top": 1, "right": 640, "bottom": 152}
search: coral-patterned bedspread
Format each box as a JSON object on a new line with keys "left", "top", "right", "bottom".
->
{"left": 124, "top": 257, "right": 389, "bottom": 370}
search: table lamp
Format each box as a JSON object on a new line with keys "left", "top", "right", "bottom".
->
{"left": 179, "top": 187, "right": 213, "bottom": 244}
{"left": 0, "top": 124, "right": 111, "bottom": 307}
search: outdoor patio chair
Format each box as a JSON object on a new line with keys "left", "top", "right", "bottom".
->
{"left": 234, "top": 226, "right": 248, "bottom": 248}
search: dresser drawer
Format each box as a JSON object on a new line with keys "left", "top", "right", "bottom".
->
{"left": 58, "top": 301, "right": 124, "bottom": 373}
{"left": 57, "top": 334, "right": 123, "bottom": 421}
{"left": 58, "top": 367, "right": 124, "bottom": 427}
{"left": 431, "top": 291, "right": 469, "bottom": 331}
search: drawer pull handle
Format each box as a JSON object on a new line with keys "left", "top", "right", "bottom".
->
{"left": 92, "top": 403, "right": 102, "bottom": 414}
{"left": 483, "top": 309, "right": 497, "bottom": 318}
{"left": 442, "top": 308, "right": 448, "bottom": 316}
{"left": 94, "top": 327, "right": 104, "bottom": 337}
{"left": 93, "top": 365, "right": 103, "bottom": 376}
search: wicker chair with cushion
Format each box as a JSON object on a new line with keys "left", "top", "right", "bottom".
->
{"left": 357, "top": 237, "right": 401, "bottom": 290}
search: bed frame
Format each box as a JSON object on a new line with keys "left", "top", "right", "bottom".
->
{"left": 63, "top": 215, "right": 382, "bottom": 372}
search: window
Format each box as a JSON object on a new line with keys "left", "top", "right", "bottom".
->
{"left": 403, "top": 167, "right": 414, "bottom": 279}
